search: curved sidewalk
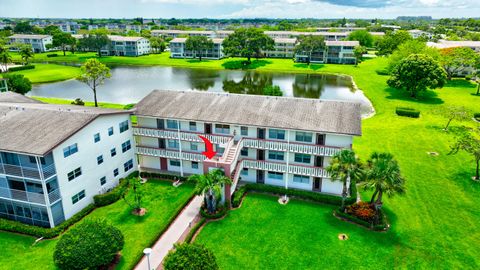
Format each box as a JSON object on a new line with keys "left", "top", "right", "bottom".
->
{"left": 135, "top": 195, "right": 203, "bottom": 270}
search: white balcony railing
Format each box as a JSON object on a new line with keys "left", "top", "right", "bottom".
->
{"left": 0, "top": 187, "right": 61, "bottom": 205}
{"left": 136, "top": 146, "right": 205, "bottom": 162}
{"left": 242, "top": 159, "right": 328, "bottom": 178}
{"left": 133, "top": 127, "right": 232, "bottom": 145}
{"left": 242, "top": 139, "right": 340, "bottom": 157}
{"left": 0, "top": 163, "right": 56, "bottom": 180}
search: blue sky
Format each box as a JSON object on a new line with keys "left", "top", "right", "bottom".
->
{"left": 1, "top": 0, "right": 479, "bottom": 19}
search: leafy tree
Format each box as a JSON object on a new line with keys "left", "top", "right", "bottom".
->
{"left": 450, "top": 127, "right": 480, "bottom": 180}
{"left": 353, "top": 46, "right": 366, "bottom": 66}
{"left": 53, "top": 220, "right": 124, "bottom": 270}
{"left": 140, "top": 29, "right": 151, "bottom": 38}
{"left": 188, "top": 169, "right": 232, "bottom": 214}
{"left": 0, "top": 44, "right": 12, "bottom": 71}
{"left": 76, "top": 59, "right": 111, "bottom": 107}
{"left": 126, "top": 30, "right": 138, "bottom": 37}
{"left": 14, "top": 21, "right": 33, "bottom": 33}
{"left": 294, "top": 35, "right": 326, "bottom": 65}
{"left": 43, "top": 25, "right": 61, "bottom": 35}
{"left": 52, "top": 32, "right": 76, "bottom": 56}
{"left": 122, "top": 177, "right": 144, "bottom": 214}
{"left": 85, "top": 30, "right": 110, "bottom": 57}
{"left": 263, "top": 85, "right": 283, "bottom": 96}
{"left": 377, "top": 30, "right": 413, "bottom": 56}
{"left": 440, "top": 47, "right": 480, "bottom": 80}
{"left": 387, "top": 54, "right": 447, "bottom": 98}
{"left": 163, "top": 243, "right": 218, "bottom": 270}
{"left": 388, "top": 40, "right": 440, "bottom": 71}
{"left": 277, "top": 20, "right": 294, "bottom": 31}
{"left": 359, "top": 152, "right": 406, "bottom": 211}
{"left": 149, "top": 37, "right": 165, "bottom": 53}
{"left": 439, "top": 106, "right": 471, "bottom": 130}
{"left": 326, "top": 149, "right": 364, "bottom": 210}
{"left": 222, "top": 28, "right": 274, "bottom": 62}
{"left": 347, "top": 30, "right": 374, "bottom": 47}
{"left": 2, "top": 74, "right": 32, "bottom": 94}
{"left": 185, "top": 36, "right": 214, "bottom": 61}
{"left": 19, "top": 44, "right": 34, "bottom": 65}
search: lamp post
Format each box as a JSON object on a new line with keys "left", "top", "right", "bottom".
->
{"left": 143, "top": 248, "right": 152, "bottom": 270}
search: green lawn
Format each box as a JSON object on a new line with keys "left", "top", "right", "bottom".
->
{"left": 8, "top": 63, "right": 81, "bottom": 84}
{"left": 0, "top": 180, "right": 195, "bottom": 270}
{"left": 32, "top": 96, "right": 129, "bottom": 110}
{"left": 195, "top": 57, "right": 480, "bottom": 269}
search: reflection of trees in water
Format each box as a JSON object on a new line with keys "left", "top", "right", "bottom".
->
{"left": 222, "top": 72, "right": 273, "bottom": 95}
{"left": 184, "top": 69, "right": 219, "bottom": 91}
{"left": 292, "top": 74, "right": 353, "bottom": 99}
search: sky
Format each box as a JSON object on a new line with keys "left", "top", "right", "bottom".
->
{"left": 1, "top": 0, "right": 479, "bottom": 19}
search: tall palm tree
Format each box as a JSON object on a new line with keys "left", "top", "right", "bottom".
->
{"left": 326, "top": 149, "right": 364, "bottom": 210}
{"left": 19, "top": 45, "right": 34, "bottom": 65}
{"left": 188, "top": 169, "right": 232, "bottom": 214}
{"left": 0, "top": 45, "right": 12, "bottom": 72}
{"left": 360, "top": 152, "right": 406, "bottom": 210}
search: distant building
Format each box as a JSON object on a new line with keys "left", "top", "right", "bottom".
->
{"left": 265, "top": 38, "right": 297, "bottom": 58}
{"left": 295, "top": 41, "right": 359, "bottom": 64}
{"left": 408, "top": 29, "right": 433, "bottom": 39}
{"left": 0, "top": 92, "right": 135, "bottom": 228}
{"left": 169, "top": 38, "right": 223, "bottom": 59}
{"left": 8, "top": 34, "right": 53, "bottom": 53}
{"left": 427, "top": 40, "right": 480, "bottom": 52}
{"left": 316, "top": 27, "right": 366, "bottom": 32}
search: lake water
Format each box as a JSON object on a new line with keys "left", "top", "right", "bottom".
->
{"left": 29, "top": 66, "right": 373, "bottom": 115}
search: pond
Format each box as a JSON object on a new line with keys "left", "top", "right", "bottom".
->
{"left": 29, "top": 66, "right": 373, "bottom": 116}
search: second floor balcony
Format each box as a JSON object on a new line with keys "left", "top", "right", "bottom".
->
{"left": 0, "top": 187, "right": 61, "bottom": 206}
{"left": 0, "top": 163, "right": 56, "bottom": 180}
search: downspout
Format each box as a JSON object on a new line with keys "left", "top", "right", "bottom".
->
{"left": 177, "top": 122, "right": 184, "bottom": 177}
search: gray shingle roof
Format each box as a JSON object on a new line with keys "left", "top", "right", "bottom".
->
{"left": 0, "top": 96, "right": 130, "bottom": 156}
{"left": 134, "top": 90, "right": 361, "bottom": 136}
{"left": 0, "top": 92, "right": 44, "bottom": 104}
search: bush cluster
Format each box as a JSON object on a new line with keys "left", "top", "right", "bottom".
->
{"left": 346, "top": 201, "right": 376, "bottom": 222}
{"left": 0, "top": 204, "right": 95, "bottom": 238}
{"left": 474, "top": 112, "right": 480, "bottom": 121}
{"left": 8, "top": 65, "right": 35, "bottom": 72}
{"left": 395, "top": 107, "right": 420, "bottom": 118}
{"left": 163, "top": 243, "right": 218, "bottom": 270}
{"left": 53, "top": 219, "right": 124, "bottom": 270}
{"left": 46, "top": 53, "right": 58, "bottom": 57}
{"left": 231, "top": 183, "right": 357, "bottom": 207}
{"left": 335, "top": 208, "right": 387, "bottom": 231}
{"left": 70, "top": 98, "right": 85, "bottom": 106}
{"left": 200, "top": 205, "right": 227, "bottom": 219}
{"left": 93, "top": 178, "right": 130, "bottom": 207}
{"left": 375, "top": 68, "right": 390, "bottom": 76}
{"left": 140, "top": 171, "right": 187, "bottom": 181}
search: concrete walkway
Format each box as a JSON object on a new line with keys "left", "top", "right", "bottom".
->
{"left": 135, "top": 195, "right": 203, "bottom": 270}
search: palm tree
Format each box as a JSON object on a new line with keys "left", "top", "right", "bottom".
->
{"left": 326, "top": 149, "right": 364, "bottom": 210}
{"left": 188, "top": 169, "right": 232, "bottom": 214}
{"left": 360, "top": 152, "right": 406, "bottom": 211}
{"left": 0, "top": 45, "right": 12, "bottom": 72}
{"left": 19, "top": 45, "right": 34, "bottom": 65}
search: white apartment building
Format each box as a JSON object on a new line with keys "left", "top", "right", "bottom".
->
{"left": 265, "top": 38, "right": 297, "bottom": 58}
{"left": 102, "top": 35, "right": 151, "bottom": 56}
{"left": 295, "top": 40, "right": 359, "bottom": 64}
{"left": 408, "top": 29, "right": 433, "bottom": 39}
{"left": 169, "top": 38, "right": 224, "bottom": 59}
{"left": 152, "top": 30, "right": 215, "bottom": 39}
{"left": 133, "top": 90, "right": 361, "bottom": 203}
{"left": 427, "top": 40, "right": 480, "bottom": 76}
{"left": 8, "top": 34, "right": 53, "bottom": 53}
{"left": 0, "top": 92, "right": 136, "bottom": 228}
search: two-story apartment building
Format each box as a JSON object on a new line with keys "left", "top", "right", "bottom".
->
{"left": 102, "top": 35, "right": 151, "bottom": 56}
{"left": 8, "top": 34, "right": 53, "bottom": 53}
{"left": 0, "top": 92, "right": 136, "bottom": 228}
{"left": 265, "top": 38, "right": 297, "bottom": 58}
{"left": 169, "top": 38, "right": 224, "bottom": 59}
{"left": 295, "top": 40, "right": 359, "bottom": 64}
{"left": 133, "top": 90, "right": 361, "bottom": 202}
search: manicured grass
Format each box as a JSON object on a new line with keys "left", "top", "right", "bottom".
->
{"left": 8, "top": 63, "right": 81, "bottom": 84}
{"left": 32, "top": 96, "right": 129, "bottom": 110}
{"left": 195, "top": 57, "right": 480, "bottom": 268}
{"left": 0, "top": 180, "right": 195, "bottom": 270}
{"left": 197, "top": 193, "right": 396, "bottom": 269}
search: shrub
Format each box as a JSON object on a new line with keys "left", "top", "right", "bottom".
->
{"left": 47, "top": 53, "right": 58, "bottom": 57}
{"left": 93, "top": 178, "right": 130, "bottom": 207}
{"left": 375, "top": 68, "right": 390, "bottom": 76}
{"left": 2, "top": 73, "right": 32, "bottom": 95}
{"left": 200, "top": 204, "right": 227, "bottom": 219}
{"left": 0, "top": 204, "right": 95, "bottom": 238}
{"left": 53, "top": 219, "right": 124, "bottom": 270}
{"left": 163, "top": 243, "right": 218, "bottom": 270}
{"left": 8, "top": 65, "right": 35, "bottom": 72}
{"left": 139, "top": 171, "right": 187, "bottom": 181}
{"left": 396, "top": 107, "right": 420, "bottom": 118}
{"left": 335, "top": 207, "right": 387, "bottom": 231}
{"left": 465, "top": 74, "right": 473, "bottom": 81}
{"left": 70, "top": 98, "right": 85, "bottom": 106}
{"left": 474, "top": 112, "right": 480, "bottom": 121}
{"left": 231, "top": 183, "right": 356, "bottom": 207}
{"left": 346, "top": 201, "right": 376, "bottom": 223}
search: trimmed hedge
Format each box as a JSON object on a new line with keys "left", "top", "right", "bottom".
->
{"left": 396, "top": 107, "right": 420, "bottom": 118}
{"left": 140, "top": 171, "right": 187, "bottom": 181}
{"left": 474, "top": 112, "right": 480, "bottom": 120}
{"left": 200, "top": 205, "right": 227, "bottom": 219}
{"left": 47, "top": 53, "right": 58, "bottom": 57}
{"left": 375, "top": 68, "right": 390, "bottom": 76}
{"left": 0, "top": 204, "right": 95, "bottom": 238}
{"left": 93, "top": 178, "right": 129, "bottom": 207}
{"left": 9, "top": 65, "right": 35, "bottom": 72}
{"left": 185, "top": 218, "right": 206, "bottom": 243}
{"left": 335, "top": 208, "right": 388, "bottom": 231}
{"left": 232, "top": 183, "right": 357, "bottom": 208}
